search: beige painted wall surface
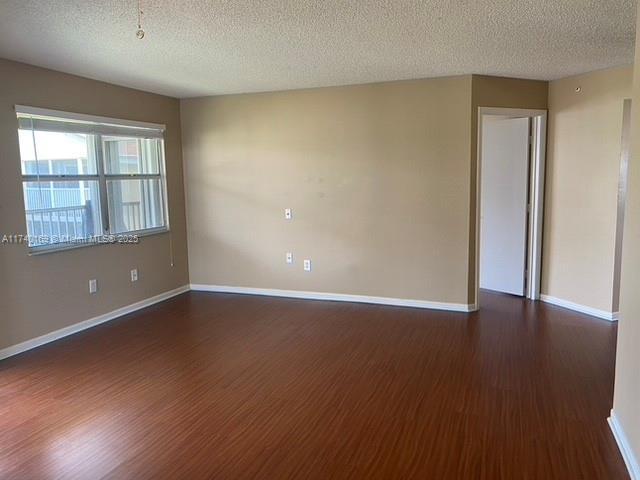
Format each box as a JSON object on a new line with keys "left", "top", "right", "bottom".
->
{"left": 182, "top": 77, "right": 474, "bottom": 304}
{"left": 612, "top": 10, "right": 640, "bottom": 469}
{"left": 542, "top": 67, "right": 632, "bottom": 313}
{"left": 0, "top": 59, "right": 189, "bottom": 350}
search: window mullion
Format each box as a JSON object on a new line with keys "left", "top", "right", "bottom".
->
{"left": 102, "top": 173, "right": 161, "bottom": 180}
{"left": 22, "top": 174, "right": 100, "bottom": 182}
{"left": 159, "top": 139, "right": 169, "bottom": 229}
{"left": 95, "top": 134, "right": 110, "bottom": 234}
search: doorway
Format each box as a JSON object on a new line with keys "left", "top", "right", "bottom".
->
{"left": 476, "top": 108, "right": 547, "bottom": 304}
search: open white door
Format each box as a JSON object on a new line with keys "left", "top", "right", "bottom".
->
{"left": 480, "top": 116, "right": 530, "bottom": 296}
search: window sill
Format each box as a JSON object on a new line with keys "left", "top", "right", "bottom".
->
{"left": 27, "top": 227, "right": 170, "bottom": 256}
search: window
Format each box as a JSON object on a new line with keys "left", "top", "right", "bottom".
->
{"left": 16, "top": 106, "right": 168, "bottom": 252}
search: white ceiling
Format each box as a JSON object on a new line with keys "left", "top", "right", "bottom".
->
{"left": 0, "top": 0, "right": 636, "bottom": 98}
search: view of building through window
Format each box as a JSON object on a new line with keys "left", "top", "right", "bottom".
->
{"left": 17, "top": 112, "right": 167, "bottom": 249}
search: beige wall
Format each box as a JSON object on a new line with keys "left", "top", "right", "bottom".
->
{"left": 0, "top": 59, "right": 189, "bottom": 350}
{"left": 542, "top": 67, "right": 632, "bottom": 313}
{"left": 181, "top": 75, "right": 548, "bottom": 306}
{"left": 182, "top": 76, "right": 475, "bottom": 305}
{"left": 612, "top": 9, "right": 640, "bottom": 469}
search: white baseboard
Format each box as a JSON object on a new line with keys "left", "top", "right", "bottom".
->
{"left": 609, "top": 411, "right": 640, "bottom": 480}
{"left": 190, "top": 284, "right": 475, "bottom": 312}
{"left": 0, "top": 283, "right": 471, "bottom": 361}
{"left": 0, "top": 285, "right": 190, "bottom": 361}
{"left": 539, "top": 294, "right": 616, "bottom": 321}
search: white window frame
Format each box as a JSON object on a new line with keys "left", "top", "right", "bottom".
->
{"left": 15, "top": 105, "right": 170, "bottom": 254}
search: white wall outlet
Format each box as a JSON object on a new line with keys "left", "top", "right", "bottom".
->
{"left": 284, "top": 208, "right": 292, "bottom": 220}
{"left": 89, "top": 279, "right": 97, "bottom": 294}
{"left": 130, "top": 268, "right": 138, "bottom": 282}
{"left": 303, "top": 259, "right": 311, "bottom": 272}
{"left": 286, "top": 252, "right": 293, "bottom": 264}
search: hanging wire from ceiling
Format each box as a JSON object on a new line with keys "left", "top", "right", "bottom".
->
{"left": 136, "top": 0, "right": 145, "bottom": 39}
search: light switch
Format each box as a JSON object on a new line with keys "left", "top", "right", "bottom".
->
{"left": 285, "top": 208, "right": 292, "bottom": 220}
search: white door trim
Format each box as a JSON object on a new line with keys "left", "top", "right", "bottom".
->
{"left": 476, "top": 107, "right": 547, "bottom": 305}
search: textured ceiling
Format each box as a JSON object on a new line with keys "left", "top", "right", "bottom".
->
{"left": 0, "top": 0, "right": 636, "bottom": 98}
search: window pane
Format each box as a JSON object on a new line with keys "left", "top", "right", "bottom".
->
{"left": 107, "top": 179, "right": 165, "bottom": 233}
{"left": 18, "top": 130, "right": 97, "bottom": 175}
{"left": 23, "top": 180, "right": 102, "bottom": 247}
{"left": 103, "top": 136, "right": 160, "bottom": 174}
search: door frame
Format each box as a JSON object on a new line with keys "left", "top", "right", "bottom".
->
{"left": 612, "top": 98, "right": 632, "bottom": 314}
{"left": 475, "top": 107, "right": 547, "bottom": 305}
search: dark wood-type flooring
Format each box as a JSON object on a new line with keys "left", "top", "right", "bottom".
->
{"left": 0, "top": 290, "right": 628, "bottom": 479}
